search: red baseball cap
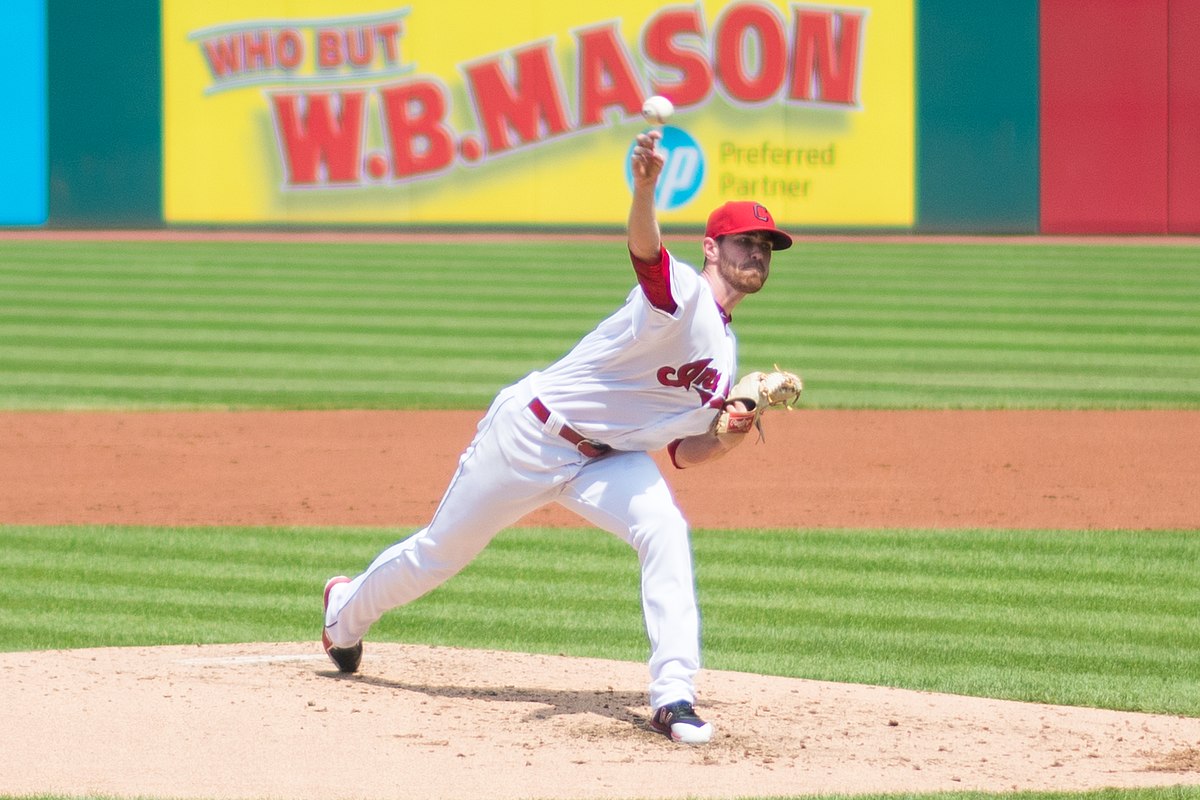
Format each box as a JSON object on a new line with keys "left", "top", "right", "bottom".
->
{"left": 704, "top": 201, "right": 793, "bottom": 251}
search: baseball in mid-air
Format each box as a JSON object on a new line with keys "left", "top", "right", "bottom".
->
{"left": 641, "top": 95, "right": 674, "bottom": 125}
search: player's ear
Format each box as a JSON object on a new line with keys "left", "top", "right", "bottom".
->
{"left": 702, "top": 236, "right": 720, "bottom": 264}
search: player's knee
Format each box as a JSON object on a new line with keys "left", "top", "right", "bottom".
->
{"left": 629, "top": 504, "right": 688, "bottom": 553}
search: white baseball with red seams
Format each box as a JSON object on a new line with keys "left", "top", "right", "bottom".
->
{"left": 641, "top": 95, "right": 674, "bottom": 124}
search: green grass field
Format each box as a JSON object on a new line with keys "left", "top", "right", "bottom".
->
{"left": 2, "top": 524, "right": 1198, "bottom": 718}
{"left": 1, "top": 238, "right": 1197, "bottom": 409}
{"left": 1, "top": 237, "right": 1197, "bottom": 800}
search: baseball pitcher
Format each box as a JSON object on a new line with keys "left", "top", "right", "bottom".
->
{"left": 322, "top": 128, "right": 801, "bottom": 744}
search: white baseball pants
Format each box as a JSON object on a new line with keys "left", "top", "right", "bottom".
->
{"left": 323, "top": 383, "right": 703, "bottom": 709}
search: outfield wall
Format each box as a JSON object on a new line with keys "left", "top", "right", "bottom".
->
{"left": 1, "top": 1, "right": 1196, "bottom": 234}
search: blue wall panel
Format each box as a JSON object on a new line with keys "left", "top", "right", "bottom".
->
{"left": 0, "top": 0, "right": 47, "bottom": 225}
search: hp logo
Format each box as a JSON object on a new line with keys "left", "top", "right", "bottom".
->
{"left": 626, "top": 126, "right": 705, "bottom": 211}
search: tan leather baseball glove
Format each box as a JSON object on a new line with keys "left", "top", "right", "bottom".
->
{"left": 712, "top": 366, "right": 803, "bottom": 442}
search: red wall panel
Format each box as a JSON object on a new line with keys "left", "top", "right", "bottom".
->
{"left": 1040, "top": 0, "right": 1169, "bottom": 233}
{"left": 1169, "top": 1, "right": 1200, "bottom": 233}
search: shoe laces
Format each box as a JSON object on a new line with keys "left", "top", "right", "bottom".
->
{"left": 663, "top": 700, "right": 702, "bottom": 723}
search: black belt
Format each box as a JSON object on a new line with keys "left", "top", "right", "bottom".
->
{"left": 528, "top": 399, "right": 613, "bottom": 458}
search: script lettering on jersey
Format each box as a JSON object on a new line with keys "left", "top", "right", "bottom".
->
{"left": 657, "top": 358, "right": 725, "bottom": 406}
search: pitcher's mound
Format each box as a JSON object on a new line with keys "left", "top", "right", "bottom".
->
{"left": 3, "top": 642, "right": 1198, "bottom": 799}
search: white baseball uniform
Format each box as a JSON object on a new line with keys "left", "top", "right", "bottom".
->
{"left": 324, "top": 245, "right": 736, "bottom": 709}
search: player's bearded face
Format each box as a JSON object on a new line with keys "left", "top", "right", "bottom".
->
{"left": 715, "top": 233, "right": 773, "bottom": 294}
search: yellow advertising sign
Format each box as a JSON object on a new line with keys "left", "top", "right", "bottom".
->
{"left": 163, "top": 1, "right": 913, "bottom": 227}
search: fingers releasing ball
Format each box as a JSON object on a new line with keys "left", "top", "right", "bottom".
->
{"left": 641, "top": 95, "right": 674, "bottom": 125}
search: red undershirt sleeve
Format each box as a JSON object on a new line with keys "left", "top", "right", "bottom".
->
{"left": 629, "top": 246, "right": 677, "bottom": 314}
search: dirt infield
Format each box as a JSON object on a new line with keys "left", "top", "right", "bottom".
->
{"left": 2, "top": 408, "right": 1199, "bottom": 798}
{"left": 3, "top": 409, "right": 1199, "bottom": 530}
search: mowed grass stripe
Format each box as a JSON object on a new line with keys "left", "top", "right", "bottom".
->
{"left": 8, "top": 309, "right": 1196, "bottom": 372}
{"left": 6, "top": 295, "right": 1197, "bottom": 348}
{"left": 6, "top": 343, "right": 1195, "bottom": 385}
{"left": 0, "top": 314, "right": 596, "bottom": 343}
{"left": 1, "top": 524, "right": 1196, "bottom": 716}
{"left": 3, "top": 356, "right": 1194, "bottom": 398}
{"left": 4, "top": 321, "right": 1195, "bottom": 364}
{"left": 736, "top": 244, "right": 1199, "bottom": 406}
{"left": 5, "top": 242, "right": 1195, "bottom": 307}
{"left": 0, "top": 387, "right": 433, "bottom": 410}
{"left": 0, "top": 242, "right": 627, "bottom": 291}
{"left": 8, "top": 240, "right": 1197, "bottom": 294}
{"left": 5, "top": 310, "right": 1196, "bottom": 359}
{"left": 8, "top": 286, "right": 1198, "bottom": 332}
{"left": 7, "top": 242, "right": 1190, "bottom": 314}
{"left": 0, "top": 374, "right": 507, "bottom": 402}
{"left": 2, "top": 239, "right": 1197, "bottom": 409}
{"left": 0, "top": 274, "right": 629, "bottom": 305}
{"left": 793, "top": 269, "right": 1200, "bottom": 296}
{"left": 793, "top": 241, "right": 1200, "bottom": 274}
{"left": 774, "top": 324, "right": 1198, "bottom": 350}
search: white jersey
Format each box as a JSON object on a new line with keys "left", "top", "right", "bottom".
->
{"left": 522, "top": 248, "right": 737, "bottom": 452}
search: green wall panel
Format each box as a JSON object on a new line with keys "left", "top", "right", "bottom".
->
{"left": 48, "top": 0, "right": 161, "bottom": 225}
{"left": 917, "top": 0, "right": 1040, "bottom": 233}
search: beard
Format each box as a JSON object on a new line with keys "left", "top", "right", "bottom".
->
{"left": 718, "top": 257, "right": 768, "bottom": 294}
